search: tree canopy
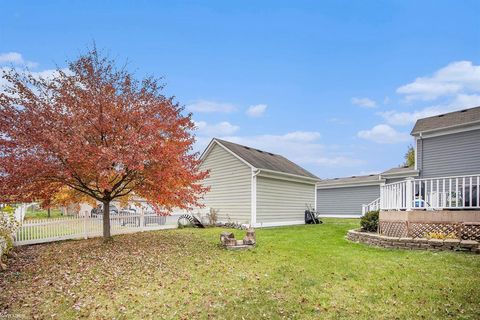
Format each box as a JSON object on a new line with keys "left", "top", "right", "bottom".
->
{"left": 0, "top": 48, "right": 208, "bottom": 238}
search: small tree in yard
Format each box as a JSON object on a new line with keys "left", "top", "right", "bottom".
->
{"left": 403, "top": 144, "right": 415, "bottom": 167}
{"left": 0, "top": 48, "right": 208, "bottom": 240}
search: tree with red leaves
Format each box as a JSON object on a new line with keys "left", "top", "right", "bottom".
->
{"left": 0, "top": 48, "right": 208, "bottom": 239}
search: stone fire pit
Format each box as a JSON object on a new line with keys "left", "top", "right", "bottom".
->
{"left": 220, "top": 228, "right": 256, "bottom": 250}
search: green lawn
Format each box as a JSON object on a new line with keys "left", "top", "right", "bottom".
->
{"left": 24, "top": 208, "right": 63, "bottom": 219}
{"left": 1, "top": 219, "right": 479, "bottom": 319}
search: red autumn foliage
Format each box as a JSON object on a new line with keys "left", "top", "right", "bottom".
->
{"left": 0, "top": 48, "right": 208, "bottom": 238}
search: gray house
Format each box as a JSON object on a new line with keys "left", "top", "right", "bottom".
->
{"left": 317, "top": 106, "right": 480, "bottom": 218}
{"left": 316, "top": 174, "right": 383, "bottom": 218}
{"left": 197, "top": 139, "right": 320, "bottom": 227}
{"left": 413, "top": 107, "right": 480, "bottom": 178}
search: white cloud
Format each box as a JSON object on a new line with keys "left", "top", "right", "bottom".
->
{"left": 246, "top": 104, "right": 267, "bottom": 117}
{"left": 187, "top": 100, "right": 236, "bottom": 113}
{"left": 378, "top": 61, "right": 480, "bottom": 126}
{"left": 379, "top": 94, "right": 480, "bottom": 126}
{"left": 358, "top": 124, "right": 411, "bottom": 144}
{"left": 351, "top": 97, "right": 377, "bottom": 108}
{"left": 195, "top": 121, "right": 240, "bottom": 136}
{"left": 0, "top": 52, "right": 38, "bottom": 68}
{"left": 397, "top": 61, "right": 480, "bottom": 101}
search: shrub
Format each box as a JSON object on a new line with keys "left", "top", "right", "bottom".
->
{"left": 0, "top": 211, "right": 19, "bottom": 255}
{"left": 425, "top": 232, "right": 457, "bottom": 240}
{"left": 360, "top": 210, "right": 379, "bottom": 232}
{"left": 206, "top": 208, "right": 219, "bottom": 226}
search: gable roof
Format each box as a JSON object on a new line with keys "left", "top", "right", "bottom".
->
{"left": 411, "top": 106, "right": 480, "bottom": 135}
{"left": 204, "top": 138, "right": 319, "bottom": 180}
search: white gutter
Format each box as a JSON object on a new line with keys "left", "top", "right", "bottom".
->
{"left": 257, "top": 168, "right": 320, "bottom": 182}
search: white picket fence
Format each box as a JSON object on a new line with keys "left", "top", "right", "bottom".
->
{"left": 14, "top": 210, "right": 182, "bottom": 246}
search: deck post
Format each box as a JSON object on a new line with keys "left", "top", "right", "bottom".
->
{"left": 379, "top": 182, "right": 385, "bottom": 210}
{"left": 406, "top": 177, "right": 414, "bottom": 211}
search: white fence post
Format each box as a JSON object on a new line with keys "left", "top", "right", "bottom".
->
{"left": 84, "top": 210, "right": 88, "bottom": 239}
{"left": 140, "top": 207, "right": 145, "bottom": 232}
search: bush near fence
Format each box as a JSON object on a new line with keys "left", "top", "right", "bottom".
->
{"left": 1, "top": 211, "right": 20, "bottom": 270}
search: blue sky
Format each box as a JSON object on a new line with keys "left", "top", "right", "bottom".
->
{"left": 1, "top": 1, "right": 479, "bottom": 178}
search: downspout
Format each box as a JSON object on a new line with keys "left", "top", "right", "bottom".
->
{"left": 251, "top": 169, "right": 261, "bottom": 227}
{"left": 417, "top": 133, "right": 423, "bottom": 177}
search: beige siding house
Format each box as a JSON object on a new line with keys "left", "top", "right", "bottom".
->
{"left": 198, "top": 139, "right": 320, "bottom": 227}
{"left": 198, "top": 143, "right": 251, "bottom": 223}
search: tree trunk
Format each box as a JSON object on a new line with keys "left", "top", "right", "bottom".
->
{"left": 47, "top": 208, "right": 51, "bottom": 218}
{"left": 102, "top": 201, "right": 111, "bottom": 240}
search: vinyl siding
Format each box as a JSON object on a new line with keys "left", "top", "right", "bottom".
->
{"left": 199, "top": 144, "right": 251, "bottom": 223}
{"left": 316, "top": 185, "right": 380, "bottom": 216}
{"left": 256, "top": 176, "right": 315, "bottom": 224}
{"left": 419, "top": 129, "right": 480, "bottom": 178}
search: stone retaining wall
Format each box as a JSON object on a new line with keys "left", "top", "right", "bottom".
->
{"left": 347, "top": 229, "right": 480, "bottom": 253}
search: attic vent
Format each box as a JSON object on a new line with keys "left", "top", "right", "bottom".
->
{"left": 351, "top": 176, "right": 356, "bottom": 178}
{"left": 334, "top": 178, "right": 339, "bottom": 180}
{"left": 243, "top": 146, "right": 251, "bottom": 150}
{"left": 268, "top": 153, "right": 275, "bottom": 156}
{"left": 369, "top": 174, "right": 374, "bottom": 176}
{"left": 438, "top": 114, "right": 444, "bottom": 117}
{"left": 460, "top": 109, "right": 468, "bottom": 113}
{"left": 256, "top": 149, "right": 264, "bottom": 153}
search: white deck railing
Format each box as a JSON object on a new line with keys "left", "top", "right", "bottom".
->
{"left": 362, "top": 197, "right": 380, "bottom": 215}
{"left": 381, "top": 174, "right": 480, "bottom": 210}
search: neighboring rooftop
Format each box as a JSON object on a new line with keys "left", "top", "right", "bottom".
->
{"left": 380, "top": 166, "right": 419, "bottom": 177}
{"left": 212, "top": 139, "right": 319, "bottom": 180}
{"left": 317, "top": 174, "right": 382, "bottom": 187}
{"left": 411, "top": 106, "right": 480, "bottom": 135}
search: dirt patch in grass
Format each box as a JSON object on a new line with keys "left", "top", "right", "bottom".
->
{"left": 1, "top": 219, "right": 480, "bottom": 319}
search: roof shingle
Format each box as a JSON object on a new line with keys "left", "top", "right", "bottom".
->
{"left": 213, "top": 139, "right": 319, "bottom": 180}
{"left": 316, "top": 174, "right": 382, "bottom": 187}
{"left": 411, "top": 106, "right": 480, "bottom": 135}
